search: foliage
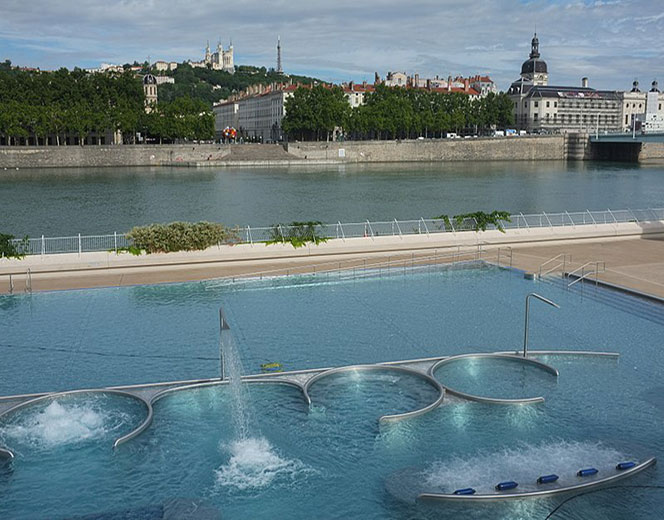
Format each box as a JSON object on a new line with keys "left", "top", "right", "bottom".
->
{"left": 282, "top": 84, "right": 515, "bottom": 141}
{"left": 0, "top": 233, "right": 29, "bottom": 259}
{"left": 141, "top": 96, "right": 214, "bottom": 142}
{"left": 266, "top": 221, "right": 329, "bottom": 248}
{"left": 0, "top": 63, "right": 316, "bottom": 144}
{"left": 157, "top": 62, "right": 320, "bottom": 107}
{"left": 282, "top": 85, "right": 351, "bottom": 141}
{"left": 0, "top": 67, "right": 145, "bottom": 144}
{"left": 115, "top": 245, "right": 143, "bottom": 256}
{"left": 434, "top": 211, "right": 512, "bottom": 233}
{"left": 127, "top": 221, "right": 239, "bottom": 253}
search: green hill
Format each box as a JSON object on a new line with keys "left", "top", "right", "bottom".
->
{"left": 156, "top": 63, "right": 320, "bottom": 106}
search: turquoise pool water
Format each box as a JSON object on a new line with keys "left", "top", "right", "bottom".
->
{"left": 1, "top": 263, "right": 664, "bottom": 518}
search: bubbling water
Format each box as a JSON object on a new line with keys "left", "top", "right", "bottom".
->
{"left": 423, "top": 440, "right": 626, "bottom": 493}
{"left": 0, "top": 400, "right": 111, "bottom": 449}
{"left": 215, "top": 437, "right": 312, "bottom": 491}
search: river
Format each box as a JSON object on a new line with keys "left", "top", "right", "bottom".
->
{"left": 1, "top": 160, "right": 663, "bottom": 236}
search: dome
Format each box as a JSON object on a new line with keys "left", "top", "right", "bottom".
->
{"left": 520, "top": 33, "right": 547, "bottom": 76}
{"left": 143, "top": 74, "right": 157, "bottom": 85}
{"left": 521, "top": 58, "right": 548, "bottom": 75}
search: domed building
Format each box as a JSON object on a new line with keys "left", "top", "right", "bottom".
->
{"left": 507, "top": 33, "right": 623, "bottom": 134}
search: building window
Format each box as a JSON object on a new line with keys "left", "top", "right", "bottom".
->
{"left": 534, "top": 101, "right": 539, "bottom": 108}
{"left": 554, "top": 101, "right": 558, "bottom": 108}
{"left": 546, "top": 101, "right": 550, "bottom": 108}
{"left": 534, "top": 113, "right": 538, "bottom": 120}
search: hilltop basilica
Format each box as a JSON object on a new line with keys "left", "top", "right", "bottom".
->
{"left": 189, "top": 40, "right": 234, "bottom": 73}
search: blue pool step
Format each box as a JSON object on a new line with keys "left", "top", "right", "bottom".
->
{"left": 577, "top": 467, "right": 599, "bottom": 477}
{"left": 542, "top": 276, "right": 664, "bottom": 327}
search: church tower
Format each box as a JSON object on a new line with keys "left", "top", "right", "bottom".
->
{"left": 520, "top": 33, "right": 548, "bottom": 86}
{"left": 143, "top": 74, "right": 158, "bottom": 112}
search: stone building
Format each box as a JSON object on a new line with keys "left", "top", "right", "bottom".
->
{"left": 190, "top": 40, "right": 234, "bottom": 73}
{"left": 380, "top": 72, "right": 495, "bottom": 97}
{"left": 509, "top": 35, "right": 622, "bottom": 133}
{"left": 508, "top": 34, "right": 664, "bottom": 134}
{"left": 213, "top": 84, "right": 297, "bottom": 142}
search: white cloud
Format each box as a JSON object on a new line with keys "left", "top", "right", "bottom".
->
{"left": 0, "top": 0, "right": 662, "bottom": 90}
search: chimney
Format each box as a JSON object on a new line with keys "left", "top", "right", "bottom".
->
{"left": 414, "top": 73, "right": 420, "bottom": 87}
{"left": 362, "top": 80, "right": 367, "bottom": 88}
{"left": 464, "top": 78, "right": 469, "bottom": 91}
{"left": 447, "top": 75, "right": 452, "bottom": 92}
{"left": 582, "top": 77, "right": 589, "bottom": 88}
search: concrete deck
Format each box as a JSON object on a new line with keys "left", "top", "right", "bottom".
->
{"left": 2, "top": 223, "right": 664, "bottom": 298}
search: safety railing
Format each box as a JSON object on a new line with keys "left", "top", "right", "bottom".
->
{"left": 567, "top": 261, "right": 606, "bottom": 288}
{"left": 8, "top": 207, "right": 664, "bottom": 256}
{"left": 538, "top": 253, "right": 572, "bottom": 278}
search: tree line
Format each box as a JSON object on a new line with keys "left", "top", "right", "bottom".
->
{"left": 0, "top": 62, "right": 213, "bottom": 145}
{"left": 157, "top": 62, "right": 319, "bottom": 107}
{"left": 282, "top": 84, "right": 515, "bottom": 141}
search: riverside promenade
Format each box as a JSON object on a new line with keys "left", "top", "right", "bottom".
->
{"left": 2, "top": 220, "right": 664, "bottom": 299}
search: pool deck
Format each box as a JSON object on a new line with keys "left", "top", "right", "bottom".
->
{"left": 2, "top": 222, "right": 664, "bottom": 299}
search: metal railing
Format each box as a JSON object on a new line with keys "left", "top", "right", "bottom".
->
{"left": 8, "top": 207, "right": 664, "bottom": 256}
{"left": 567, "top": 261, "right": 606, "bottom": 288}
{"left": 538, "top": 253, "right": 572, "bottom": 278}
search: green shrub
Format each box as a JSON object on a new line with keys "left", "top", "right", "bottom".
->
{"left": 0, "top": 233, "right": 29, "bottom": 259}
{"left": 434, "top": 211, "right": 512, "bottom": 233}
{"left": 127, "top": 221, "right": 239, "bottom": 254}
{"left": 267, "top": 221, "right": 329, "bottom": 248}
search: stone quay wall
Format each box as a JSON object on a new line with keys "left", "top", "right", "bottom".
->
{"left": 0, "top": 144, "right": 232, "bottom": 169}
{"left": 286, "top": 136, "right": 566, "bottom": 163}
{"left": 639, "top": 142, "right": 664, "bottom": 163}
{"left": 0, "top": 137, "right": 567, "bottom": 169}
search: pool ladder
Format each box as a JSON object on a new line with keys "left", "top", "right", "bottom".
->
{"left": 566, "top": 261, "right": 606, "bottom": 288}
{"left": 538, "top": 253, "right": 572, "bottom": 279}
{"left": 5, "top": 268, "right": 32, "bottom": 294}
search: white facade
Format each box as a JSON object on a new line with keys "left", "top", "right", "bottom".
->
{"left": 214, "top": 86, "right": 295, "bottom": 142}
{"left": 190, "top": 41, "right": 234, "bottom": 73}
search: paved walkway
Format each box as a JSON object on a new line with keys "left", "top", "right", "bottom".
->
{"left": 510, "top": 236, "right": 664, "bottom": 298}
{"left": 2, "top": 234, "right": 664, "bottom": 298}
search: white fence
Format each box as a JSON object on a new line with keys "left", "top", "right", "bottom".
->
{"left": 8, "top": 208, "right": 664, "bottom": 256}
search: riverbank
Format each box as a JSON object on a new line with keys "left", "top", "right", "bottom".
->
{"left": 2, "top": 220, "right": 664, "bottom": 297}
{"left": 0, "top": 137, "right": 565, "bottom": 169}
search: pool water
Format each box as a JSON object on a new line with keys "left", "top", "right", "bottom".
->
{"left": 1, "top": 263, "right": 664, "bottom": 519}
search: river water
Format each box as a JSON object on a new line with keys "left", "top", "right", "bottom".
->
{"left": 1, "top": 160, "right": 663, "bottom": 236}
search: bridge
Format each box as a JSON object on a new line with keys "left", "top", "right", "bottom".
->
{"left": 589, "top": 132, "right": 664, "bottom": 144}
{"left": 580, "top": 132, "right": 664, "bottom": 162}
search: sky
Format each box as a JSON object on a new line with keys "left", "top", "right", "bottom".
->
{"left": 1, "top": 0, "right": 662, "bottom": 91}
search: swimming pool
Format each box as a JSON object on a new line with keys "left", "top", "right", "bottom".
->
{"left": 1, "top": 263, "right": 663, "bottom": 519}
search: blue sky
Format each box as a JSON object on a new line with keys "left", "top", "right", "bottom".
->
{"left": 1, "top": 0, "right": 662, "bottom": 91}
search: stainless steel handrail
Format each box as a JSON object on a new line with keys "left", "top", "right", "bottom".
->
{"left": 568, "top": 261, "right": 606, "bottom": 288}
{"left": 538, "top": 253, "right": 571, "bottom": 278}
{"left": 301, "top": 364, "right": 445, "bottom": 423}
{"left": 418, "top": 457, "right": 657, "bottom": 502}
{"left": 428, "top": 353, "right": 558, "bottom": 405}
{"left": 523, "top": 293, "right": 560, "bottom": 357}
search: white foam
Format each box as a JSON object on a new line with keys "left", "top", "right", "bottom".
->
{"left": 215, "top": 437, "right": 313, "bottom": 491}
{"left": 1, "top": 400, "right": 109, "bottom": 448}
{"left": 423, "top": 440, "right": 626, "bottom": 493}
